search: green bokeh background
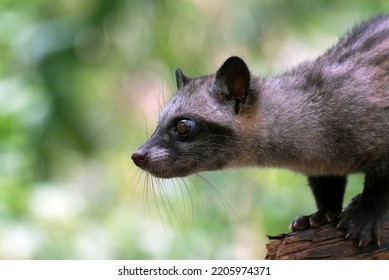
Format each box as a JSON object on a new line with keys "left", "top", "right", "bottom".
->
{"left": 0, "top": 0, "right": 387, "bottom": 259}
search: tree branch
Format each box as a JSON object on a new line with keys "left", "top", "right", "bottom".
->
{"left": 265, "top": 220, "right": 389, "bottom": 259}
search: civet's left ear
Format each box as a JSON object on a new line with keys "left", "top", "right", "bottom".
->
{"left": 215, "top": 56, "right": 250, "bottom": 113}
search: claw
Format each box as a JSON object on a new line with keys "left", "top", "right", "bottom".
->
{"left": 358, "top": 239, "right": 370, "bottom": 248}
{"left": 377, "top": 239, "right": 381, "bottom": 247}
{"left": 326, "top": 210, "right": 340, "bottom": 223}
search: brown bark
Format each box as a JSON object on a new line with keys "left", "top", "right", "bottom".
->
{"left": 265, "top": 220, "right": 389, "bottom": 259}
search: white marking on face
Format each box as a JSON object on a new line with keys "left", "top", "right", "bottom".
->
{"left": 149, "top": 146, "right": 169, "bottom": 164}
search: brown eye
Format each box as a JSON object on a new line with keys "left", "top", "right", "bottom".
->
{"left": 176, "top": 119, "right": 194, "bottom": 136}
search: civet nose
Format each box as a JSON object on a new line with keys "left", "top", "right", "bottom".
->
{"left": 131, "top": 150, "right": 149, "bottom": 166}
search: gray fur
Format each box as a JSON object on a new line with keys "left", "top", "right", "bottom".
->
{"left": 132, "top": 15, "right": 389, "bottom": 244}
{"left": 135, "top": 16, "right": 388, "bottom": 178}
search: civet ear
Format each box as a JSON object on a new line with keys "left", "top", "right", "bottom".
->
{"left": 175, "top": 68, "right": 190, "bottom": 89}
{"left": 215, "top": 56, "right": 251, "bottom": 113}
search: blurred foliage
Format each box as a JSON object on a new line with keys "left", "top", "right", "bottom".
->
{"left": 0, "top": 0, "right": 387, "bottom": 259}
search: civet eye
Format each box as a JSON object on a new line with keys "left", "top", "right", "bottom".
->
{"left": 176, "top": 119, "right": 195, "bottom": 136}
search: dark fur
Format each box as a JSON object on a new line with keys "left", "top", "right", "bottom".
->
{"left": 133, "top": 15, "right": 389, "bottom": 246}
